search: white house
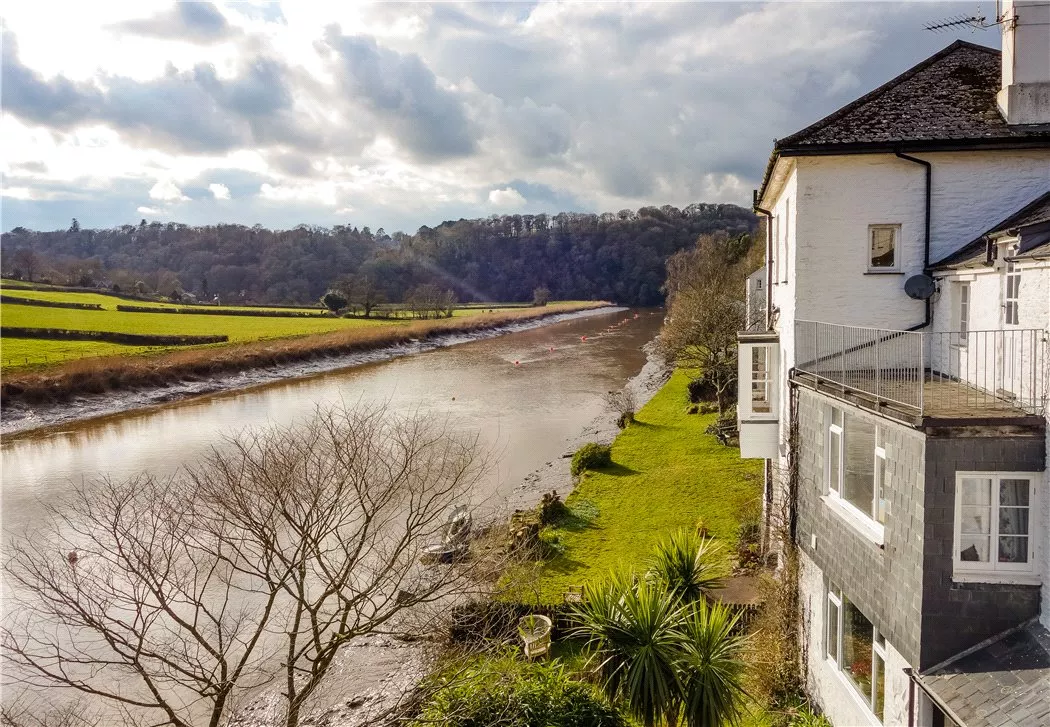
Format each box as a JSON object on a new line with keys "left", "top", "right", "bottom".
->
{"left": 737, "top": 3, "right": 1050, "bottom": 725}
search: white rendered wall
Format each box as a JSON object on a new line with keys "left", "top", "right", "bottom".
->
{"left": 800, "top": 553, "right": 911, "bottom": 727}
{"left": 789, "top": 150, "right": 1050, "bottom": 336}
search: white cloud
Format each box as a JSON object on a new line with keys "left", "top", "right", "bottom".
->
{"left": 209, "top": 183, "right": 231, "bottom": 200}
{"left": 148, "top": 180, "right": 189, "bottom": 202}
{"left": 137, "top": 205, "right": 161, "bottom": 215}
{"left": 488, "top": 187, "right": 526, "bottom": 208}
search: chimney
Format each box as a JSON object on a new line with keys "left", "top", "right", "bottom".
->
{"left": 997, "top": 0, "right": 1050, "bottom": 124}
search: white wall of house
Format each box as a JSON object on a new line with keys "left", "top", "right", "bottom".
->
{"left": 781, "top": 150, "right": 1050, "bottom": 338}
{"left": 800, "top": 553, "right": 911, "bottom": 727}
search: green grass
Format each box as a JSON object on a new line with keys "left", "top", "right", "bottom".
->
{"left": 524, "top": 370, "right": 762, "bottom": 604}
{"left": 0, "top": 286, "right": 323, "bottom": 314}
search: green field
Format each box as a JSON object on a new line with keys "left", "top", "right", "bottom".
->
{"left": 0, "top": 283, "right": 591, "bottom": 370}
{"left": 521, "top": 370, "right": 763, "bottom": 604}
{"left": 1, "top": 287, "right": 324, "bottom": 314}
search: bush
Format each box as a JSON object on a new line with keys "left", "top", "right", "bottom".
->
{"left": 687, "top": 375, "right": 716, "bottom": 403}
{"left": 414, "top": 654, "right": 627, "bottom": 727}
{"left": 571, "top": 443, "right": 612, "bottom": 477}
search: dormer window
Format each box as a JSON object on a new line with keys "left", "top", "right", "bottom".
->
{"left": 867, "top": 224, "right": 900, "bottom": 272}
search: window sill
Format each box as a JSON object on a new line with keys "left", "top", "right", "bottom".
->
{"left": 952, "top": 571, "right": 1042, "bottom": 586}
{"left": 822, "top": 495, "right": 885, "bottom": 547}
{"left": 863, "top": 271, "right": 904, "bottom": 276}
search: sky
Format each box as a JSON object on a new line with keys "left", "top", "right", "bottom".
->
{"left": 1, "top": 1, "right": 1001, "bottom": 233}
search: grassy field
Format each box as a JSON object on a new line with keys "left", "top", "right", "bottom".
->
{"left": 1, "top": 287, "right": 323, "bottom": 314}
{"left": 522, "top": 370, "right": 763, "bottom": 604}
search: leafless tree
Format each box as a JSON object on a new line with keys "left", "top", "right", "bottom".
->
{"left": 604, "top": 387, "right": 638, "bottom": 428}
{"left": 2, "top": 405, "right": 488, "bottom": 727}
{"left": 660, "top": 234, "right": 756, "bottom": 416}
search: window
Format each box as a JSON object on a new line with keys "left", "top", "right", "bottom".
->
{"left": 827, "top": 584, "right": 886, "bottom": 722}
{"left": 827, "top": 407, "right": 887, "bottom": 530}
{"left": 827, "top": 408, "right": 843, "bottom": 496}
{"left": 751, "top": 347, "right": 772, "bottom": 414}
{"left": 868, "top": 224, "right": 900, "bottom": 272}
{"left": 955, "top": 473, "right": 1039, "bottom": 579}
{"left": 1004, "top": 260, "right": 1020, "bottom": 325}
{"left": 956, "top": 282, "right": 970, "bottom": 347}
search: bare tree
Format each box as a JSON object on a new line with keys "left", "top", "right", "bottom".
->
{"left": 2, "top": 405, "right": 488, "bottom": 727}
{"left": 660, "top": 234, "right": 753, "bottom": 416}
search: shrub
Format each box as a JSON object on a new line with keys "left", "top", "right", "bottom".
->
{"left": 571, "top": 443, "right": 612, "bottom": 477}
{"left": 687, "top": 375, "right": 716, "bottom": 403}
{"left": 414, "top": 653, "right": 627, "bottom": 727}
{"left": 532, "top": 285, "right": 551, "bottom": 307}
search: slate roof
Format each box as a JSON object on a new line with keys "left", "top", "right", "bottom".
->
{"left": 919, "top": 621, "right": 1050, "bottom": 727}
{"left": 757, "top": 40, "right": 1050, "bottom": 205}
{"left": 931, "top": 190, "right": 1050, "bottom": 269}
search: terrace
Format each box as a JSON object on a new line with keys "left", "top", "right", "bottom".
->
{"left": 792, "top": 320, "right": 1049, "bottom": 427}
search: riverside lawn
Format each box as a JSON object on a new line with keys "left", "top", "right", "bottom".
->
{"left": 515, "top": 369, "right": 763, "bottom": 605}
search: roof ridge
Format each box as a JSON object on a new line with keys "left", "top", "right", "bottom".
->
{"left": 776, "top": 40, "right": 1000, "bottom": 150}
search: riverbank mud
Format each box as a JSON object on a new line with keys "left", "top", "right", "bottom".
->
{"left": 1, "top": 306, "right": 616, "bottom": 437}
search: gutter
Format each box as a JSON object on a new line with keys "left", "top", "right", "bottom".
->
{"left": 895, "top": 152, "right": 933, "bottom": 331}
{"left": 753, "top": 189, "right": 775, "bottom": 330}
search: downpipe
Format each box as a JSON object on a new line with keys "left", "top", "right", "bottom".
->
{"left": 895, "top": 152, "right": 933, "bottom": 332}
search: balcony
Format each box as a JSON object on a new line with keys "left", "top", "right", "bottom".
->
{"left": 793, "top": 321, "right": 1048, "bottom": 425}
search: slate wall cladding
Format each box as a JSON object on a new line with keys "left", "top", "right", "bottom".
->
{"left": 920, "top": 435, "right": 1045, "bottom": 668}
{"left": 795, "top": 388, "right": 928, "bottom": 667}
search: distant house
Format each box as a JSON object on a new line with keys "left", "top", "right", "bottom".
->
{"left": 737, "top": 2, "right": 1050, "bottom": 725}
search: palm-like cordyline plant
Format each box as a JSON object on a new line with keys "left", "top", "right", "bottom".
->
{"left": 677, "top": 600, "right": 750, "bottom": 727}
{"left": 570, "top": 572, "right": 685, "bottom": 727}
{"left": 648, "top": 531, "right": 729, "bottom": 604}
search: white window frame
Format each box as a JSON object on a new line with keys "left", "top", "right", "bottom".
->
{"left": 867, "top": 224, "right": 901, "bottom": 273}
{"left": 824, "top": 406, "right": 886, "bottom": 543}
{"left": 826, "top": 584, "right": 886, "bottom": 724}
{"left": 956, "top": 281, "right": 970, "bottom": 348}
{"left": 953, "top": 471, "right": 1041, "bottom": 584}
{"left": 1003, "top": 256, "right": 1020, "bottom": 326}
{"left": 826, "top": 407, "right": 843, "bottom": 497}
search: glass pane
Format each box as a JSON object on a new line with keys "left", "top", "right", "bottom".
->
{"left": 831, "top": 408, "right": 842, "bottom": 428}
{"left": 874, "top": 651, "right": 885, "bottom": 721}
{"left": 829, "top": 430, "right": 841, "bottom": 494}
{"left": 999, "top": 508, "right": 1029, "bottom": 535}
{"left": 998, "top": 536, "right": 1028, "bottom": 564}
{"left": 844, "top": 416, "right": 876, "bottom": 517}
{"left": 827, "top": 598, "right": 840, "bottom": 662}
{"left": 842, "top": 599, "right": 874, "bottom": 705}
{"left": 961, "top": 478, "right": 992, "bottom": 506}
{"left": 871, "top": 228, "right": 895, "bottom": 268}
{"left": 960, "top": 506, "right": 992, "bottom": 534}
{"left": 959, "top": 535, "right": 990, "bottom": 562}
{"left": 1000, "top": 480, "right": 1030, "bottom": 507}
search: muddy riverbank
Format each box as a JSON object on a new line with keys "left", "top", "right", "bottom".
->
{"left": 2, "top": 305, "right": 614, "bottom": 436}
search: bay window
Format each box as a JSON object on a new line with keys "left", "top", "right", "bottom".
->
{"left": 955, "top": 472, "right": 1040, "bottom": 581}
{"left": 826, "top": 583, "right": 886, "bottom": 722}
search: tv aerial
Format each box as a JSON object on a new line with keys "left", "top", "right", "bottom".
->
{"left": 924, "top": 5, "right": 1004, "bottom": 33}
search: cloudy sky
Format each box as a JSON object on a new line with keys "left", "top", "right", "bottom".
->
{"left": 1, "top": 1, "right": 998, "bottom": 233}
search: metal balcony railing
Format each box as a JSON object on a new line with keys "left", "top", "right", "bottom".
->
{"left": 794, "top": 320, "right": 1049, "bottom": 419}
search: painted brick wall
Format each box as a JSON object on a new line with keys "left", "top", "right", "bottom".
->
{"left": 795, "top": 388, "right": 928, "bottom": 666}
{"left": 919, "top": 435, "right": 1045, "bottom": 667}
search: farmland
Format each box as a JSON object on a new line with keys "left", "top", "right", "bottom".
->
{"left": 0, "top": 282, "right": 610, "bottom": 411}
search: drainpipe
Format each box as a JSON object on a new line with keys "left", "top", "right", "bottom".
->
{"left": 753, "top": 189, "right": 774, "bottom": 330}
{"left": 895, "top": 152, "right": 933, "bottom": 331}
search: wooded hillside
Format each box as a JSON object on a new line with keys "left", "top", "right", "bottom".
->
{"left": 1, "top": 203, "right": 756, "bottom": 306}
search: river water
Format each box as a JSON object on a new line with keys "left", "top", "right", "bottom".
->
{"left": 2, "top": 305, "right": 661, "bottom": 541}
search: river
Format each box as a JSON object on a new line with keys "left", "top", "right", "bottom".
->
{"left": 1, "top": 307, "right": 663, "bottom": 724}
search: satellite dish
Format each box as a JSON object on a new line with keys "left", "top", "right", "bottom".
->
{"left": 904, "top": 274, "right": 936, "bottom": 300}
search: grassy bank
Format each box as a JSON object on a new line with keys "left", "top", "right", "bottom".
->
{"left": 519, "top": 370, "right": 763, "bottom": 604}
{"left": 0, "top": 302, "right": 609, "bottom": 408}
